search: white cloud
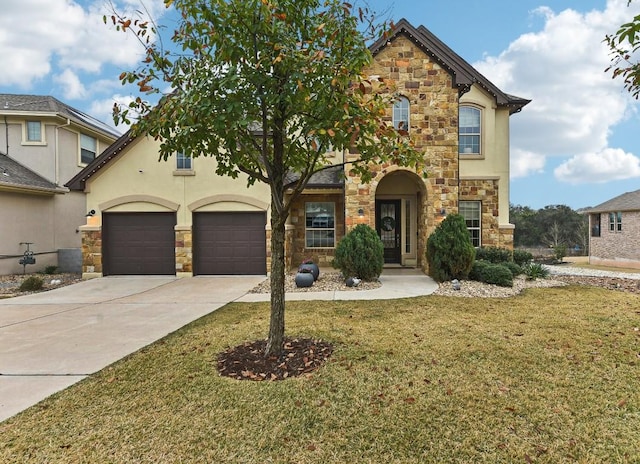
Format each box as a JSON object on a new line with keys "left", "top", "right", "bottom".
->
{"left": 554, "top": 148, "right": 640, "bottom": 184}
{"left": 89, "top": 94, "right": 141, "bottom": 131}
{"left": 0, "top": 0, "right": 166, "bottom": 87}
{"left": 54, "top": 69, "right": 87, "bottom": 99}
{"left": 473, "top": 0, "right": 640, "bottom": 183}
{"left": 510, "top": 148, "right": 546, "bottom": 179}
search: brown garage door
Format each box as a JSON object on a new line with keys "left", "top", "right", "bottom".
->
{"left": 193, "top": 212, "right": 266, "bottom": 275}
{"left": 102, "top": 212, "right": 176, "bottom": 276}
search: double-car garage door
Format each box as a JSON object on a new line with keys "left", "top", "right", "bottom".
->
{"left": 102, "top": 212, "right": 266, "bottom": 276}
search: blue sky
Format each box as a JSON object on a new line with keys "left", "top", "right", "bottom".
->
{"left": 2, "top": 0, "right": 639, "bottom": 210}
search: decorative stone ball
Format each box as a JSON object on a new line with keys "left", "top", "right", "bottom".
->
{"left": 345, "top": 277, "right": 361, "bottom": 287}
{"left": 299, "top": 263, "right": 320, "bottom": 281}
{"left": 295, "top": 271, "right": 315, "bottom": 288}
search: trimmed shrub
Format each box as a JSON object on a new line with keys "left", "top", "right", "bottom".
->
{"left": 481, "top": 263, "right": 514, "bottom": 287}
{"left": 513, "top": 249, "right": 533, "bottom": 267}
{"left": 426, "top": 214, "right": 476, "bottom": 282}
{"left": 19, "top": 276, "right": 44, "bottom": 292}
{"left": 523, "top": 262, "right": 550, "bottom": 280}
{"left": 332, "top": 224, "right": 384, "bottom": 281}
{"left": 503, "top": 261, "right": 523, "bottom": 277}
{"left": 475, "top": 246, "right": 512, "bottom": 264}
{"left": 469, "top": 260, "right": 491, "bottom": 281}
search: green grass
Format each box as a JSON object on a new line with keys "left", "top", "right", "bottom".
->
{"left": 2, "top": 286, "right": 640, "bottom": 463}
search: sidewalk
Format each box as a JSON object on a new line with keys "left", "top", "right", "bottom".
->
{"left": 237, "top": 268, "right": 439, "bottom": 302}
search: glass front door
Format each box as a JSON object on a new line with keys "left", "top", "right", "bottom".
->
{"left": 376, "top": 200, "right": 401, "bottom": 263}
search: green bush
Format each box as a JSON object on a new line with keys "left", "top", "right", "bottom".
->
{"left": 332, "top": 224, "right": 384, "bottom": 281}
{"left": 523, "top": 262, "right": 550, "bottom": 280}
{"left": 469, "top": 260, "right": 490, "bottom": 281}
{"left": 19, "top": 276, "right": 44, "bottom": 292}
{"left": 503, "top": 261, "right": 523, "bottom": 277}
{"left": 469, "top": 261, "right": 514, "bottom": 287}
{"left": 513, "top": 249, "right": 533, "bottom": 266}
{"left": 426, "top": 214, "right": 476, "bottom": 282}
{"left": 482, "top": 263, "right": 514, "bottom": 287}
{"left": 43, "top": 265, "right": 59, "bottom": 275}
{"left": 475, "top": 246, "right": 512, "bottom": 264}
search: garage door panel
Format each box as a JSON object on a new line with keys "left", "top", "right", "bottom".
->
{"left": 194, "top": 212, "right": 266, "bottom": 275}
{"left": 103, "top": 213, "right": 176, "bottom": 276}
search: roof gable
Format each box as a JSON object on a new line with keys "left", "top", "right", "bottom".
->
{"left": 587, "top": 189, "right": 640, "bottom": 213}
{"left": 369, "top": 19, "right": 530, "bottom": 114}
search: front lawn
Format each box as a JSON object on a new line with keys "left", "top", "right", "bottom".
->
{"left": 2, "top": 286, "right": 639, "bottom": 463}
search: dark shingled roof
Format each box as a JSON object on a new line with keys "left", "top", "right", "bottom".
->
{"left": 0, "top": 94, "right": 121, "bottom": 138}
{"left": 0, "top": 152, "right": 65, "bottom": 194}
{"left": 285, "top": 165, "right": 344, "bottom": 189}
{"left": 586, "top": 189, "right": 640, "bottom": 213}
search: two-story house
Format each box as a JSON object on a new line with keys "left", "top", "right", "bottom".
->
{"left": 0, "top": 94, "right": 120, "bottom": 275}
{"left": 67, "top": 19, "right": 529, "bottom": 278}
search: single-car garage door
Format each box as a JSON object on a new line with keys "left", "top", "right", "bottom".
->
{"left": 193, "top": 212, "right": 266, "bottom": 275}
{"left": 102, "top": 212, "right": 176, "bottom": 276}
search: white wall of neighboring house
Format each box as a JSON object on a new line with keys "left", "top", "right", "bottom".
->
{"left": 0, "top": 111, "right": 117, "bottom": 275}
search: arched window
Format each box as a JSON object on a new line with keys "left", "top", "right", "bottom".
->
{"left": 393, "top": 96, "right": 410, "bottom": 133}
{"left": 459, "top": 106, "right": 481, "bottom": 154}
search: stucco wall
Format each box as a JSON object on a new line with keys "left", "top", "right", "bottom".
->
{"left": 0, "top": 191, "right": 59, "bottom": 274}
{"left": 84, "top": 136, "right": 271, "bottom": 225}
{"left": 589, "top": 211, "right": 640, "bottom": 269}
{"left": 459, "top": 86, "right": 512, "bottom": 225}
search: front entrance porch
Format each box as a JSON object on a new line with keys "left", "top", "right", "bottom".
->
{"left": 374, "top": 170, "right": 426, "bottom": 267}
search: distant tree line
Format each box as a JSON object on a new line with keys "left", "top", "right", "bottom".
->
{"left": 510, "top": 204, "right": 589, "bottom": 252}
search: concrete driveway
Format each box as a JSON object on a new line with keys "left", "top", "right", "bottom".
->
{"left": 0, "top": 275, "right": 265, "bottom": 422}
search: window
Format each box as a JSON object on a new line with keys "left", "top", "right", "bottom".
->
{"left": 459, "top": 201, "right": 481, "bottom": 247}
{"left": 176, "top": 151, "right": 192, "bottom": 170}
{"left": 26, "top": 121, "right": 42, "bottom": 142}
{"left": 393, "top": 96, "right": 410, "bottom": 132}
{"left": 591, "top": 214, "right": 601, "bottom": 237}
{"left": 80, "top": 134, "right": 97, "bottom": 164}
{"left": 459, "top": 106, "right": 481, "bottom": 154}
{"left": 305, "top": 202, "right": 335, "bottom": 248}
{"left": 608, "top": 212, "right": 622, "bottom": 232}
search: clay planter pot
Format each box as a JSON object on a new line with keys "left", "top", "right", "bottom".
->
{"left": 295, "top": 271, "right": 315, "bottom": 288}
{"left": 298, "top": 263, "right": 320, "bottom": 281}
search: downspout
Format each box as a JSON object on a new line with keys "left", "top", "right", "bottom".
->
{"left": 54, "top": 118, "right": 71, "bottom": 185}
{"left": 4, "top": 116, "right": 9, "bottom": 155}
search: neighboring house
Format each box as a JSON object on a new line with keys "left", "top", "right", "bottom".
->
{"left": 66, "top": 19, "right": 529, "bottom": 278}
{"left": 0, "top": 94, "right": 120, "bottom": 275}
{"left": 586, "top": 189, "right": 640, "bottom": 269}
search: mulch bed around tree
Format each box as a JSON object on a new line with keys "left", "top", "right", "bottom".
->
{"left": 217, "top": 338, "right": 334, "bottom": 381}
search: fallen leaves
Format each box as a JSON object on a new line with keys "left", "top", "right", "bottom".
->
{"left": 217, "top": 338, "right": 333, "bottom": 381}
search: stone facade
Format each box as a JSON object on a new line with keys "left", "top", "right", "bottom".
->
{"left": 344, "top": 35, "right": 461, "bottom": 270}
{"left": 459, "top": 178, "right": 513, "bottom": 249}
{"left": 175, "top": 227, "right": 192, "bottom": 275}
{"left": 81, "top": 228, "right": 102, "bottom": 275}
{"left": 589, "top": 211, "right": 640, "bottom": 269}
{"left": 289, "top": 193, "right": 345, "bottom": 268}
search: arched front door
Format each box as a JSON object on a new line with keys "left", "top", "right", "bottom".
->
{"left": 374, "top": 170, "right": 426, "bottom": 267}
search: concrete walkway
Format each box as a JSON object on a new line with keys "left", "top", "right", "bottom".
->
{"left": 0, "top": 270, "right": 437, "bottom": 422}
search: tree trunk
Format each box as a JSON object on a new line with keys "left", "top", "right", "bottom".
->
{"left": 265, "top": 203, "right": 287, "bottom": 357}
